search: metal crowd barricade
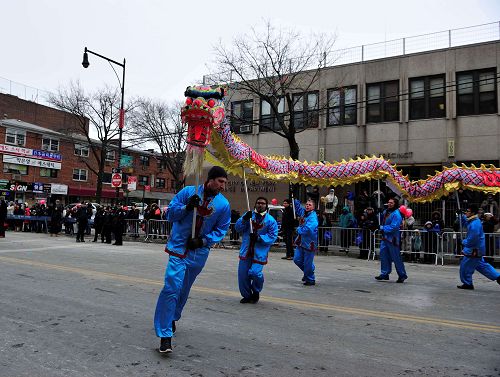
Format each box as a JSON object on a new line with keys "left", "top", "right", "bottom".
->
{"left": 145, "top": 219, "right": 172, "bottom": 242}
{"left": 371, "top": 229, "right": 439, "bottom": 264}
{"left": 6, "top": 215, "right": 50, "bottom": 233}
{"left": 123, "top": 219, "right": 146, "bottom": 239}
{"left": 320, "top": 226, "right": 370, "bottom": 257}
{"left": 441, "top": 231, "right": 500, "bottom": 265}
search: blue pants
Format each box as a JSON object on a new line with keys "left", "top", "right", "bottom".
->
{"left": 379, "top": 241, "right": 407, "bottom": 279}
{"left": 294, "top": 247, "right": 315, "bottom": 283}
{"left": 154, "top": 250, "right": 208, "bottom": 338}
{"left": 459, "top": 256, "right": 500, "bottom": 286}
{"left": 238, "top": 258, "right": 264, "bottom": 299}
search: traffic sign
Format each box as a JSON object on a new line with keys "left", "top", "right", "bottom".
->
{"left": 112, "top": 168, "right": 122, "bottom": 174}
{"left": 127, "top": 176, "right": 137, "bottom": 191}
{"left": 111, "top": 173, "right": 122, "bottom": 188}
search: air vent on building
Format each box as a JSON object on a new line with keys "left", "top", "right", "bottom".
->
{"left": 240, "top": 124, "right": 252, "bottom": 133}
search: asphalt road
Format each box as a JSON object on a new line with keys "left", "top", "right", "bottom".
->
{"left": 0, "top": 232, "right": 499, "bottom": 377}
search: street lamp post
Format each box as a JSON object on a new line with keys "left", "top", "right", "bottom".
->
{"left": 82, "top": 47, "right": 126, "bottom": 201}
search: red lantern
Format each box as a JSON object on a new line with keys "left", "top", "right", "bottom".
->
{"left": 271, "top": 198, "right": 278, "bottom": 205}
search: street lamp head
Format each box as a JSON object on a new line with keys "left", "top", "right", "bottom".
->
{"left": 82, "top": 51, "right": 90, "bottom": 68}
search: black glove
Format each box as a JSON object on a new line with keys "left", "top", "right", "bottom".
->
{"left": 186, "top": 195, "right": 201, "bottom": 211}
{"left": 187, "top": 236, "right": 204, "bottom": 250}
{"left": 243, "top": 211, "right": 252, "bottom": 221}
{"left": 249, "top": 233, "right": 259, "bottom": 243}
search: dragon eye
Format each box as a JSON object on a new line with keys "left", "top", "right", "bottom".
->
{"left": 185, "top": 97, "right": 193, "bottom": 105}
{"left": 207, "top": 99, "right": 216, "bottom": 108}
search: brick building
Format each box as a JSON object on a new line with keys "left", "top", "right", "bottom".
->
{"left": 0, "top": 94, "right": 177, "bottom": 206}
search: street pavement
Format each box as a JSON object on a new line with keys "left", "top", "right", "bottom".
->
{"left": 0, "top": 232, "right": 499, "bottom": 377}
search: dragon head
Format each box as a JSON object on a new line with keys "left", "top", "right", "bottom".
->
{"left": 181, "top": 85, "right": 225, "bottom": 147}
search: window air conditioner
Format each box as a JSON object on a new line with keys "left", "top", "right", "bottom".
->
{"left": 240, "top": 124, "right": 252, "bottom": 133}
{"left": 17, "top": 140, "right": 24, "bottom": 146}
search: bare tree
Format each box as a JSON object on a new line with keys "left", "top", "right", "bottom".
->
{"left": 211, "top": 20, "right": 336, "bottom": 160}
{"left": 127, "top": 98, "right": 186, "bottom": 192}
{"left": 48, "top": 81, "right": 123, "bottom": 203}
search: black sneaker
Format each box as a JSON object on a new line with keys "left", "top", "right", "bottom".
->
{"left": 240, "top": 297, "right": 253, "bottom": 303}
{"left": 281, "top": 256, "right": 288, "bottom": 260}
{"left": 496, "top": 276, "right": 500, "bottom": 286}
{"left": 457, "top": 284, "right": 474, "bottom": 290}
{"left": 396, "top": 277, "right": 406, "bottom": 283}
{"left": 252, "top": 291, "right": 260, "bottom": 303}
{"left": 159, "top": 337, "right": 172, "bottom": 353}
{"left": 303, "top": 281, "right": 316, "bottom": 286}
{"left": 172, "top": 321, "right": 176, "bottom": 334}
{"left": 375, "top": 275, "right": 389, "bottom": 281}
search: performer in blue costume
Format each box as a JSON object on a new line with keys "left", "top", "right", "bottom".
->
{"left": 375, "top": 197, "right": 408, "bottom": 283}
{"left": 457, "top": 203, "right": 500, "bottom": 290}
{"left": 235, "top": 197, "right": 278, "bottom": 303}
{"left": 154, "top": 166, "right": 231, "bottom": 353}
{"left": 293, "top": 199, "right": 319, "bottom": 286}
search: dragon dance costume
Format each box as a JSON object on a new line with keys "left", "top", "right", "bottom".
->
{"left": 154, "top": 184, "right": 230, "bottom": 339}
{"left": 292, "top": 199, "right": 319, "bottom": 284}
{"left": 459, "top": 214, "right": 500, "bottom": 287}
{"left": 378, "top": 208, "right": 408, "bottom": 281}
{"left": 235, "top": 211, "right": 278, "bottom": 300}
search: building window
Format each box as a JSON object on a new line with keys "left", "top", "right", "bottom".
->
{"left": 409, "top": 75, "right": 445, "bottom": 119}
{"left": 457, "top": 68, "right": 497, "bottom": 116}
{"left": 140, "top": 155, "right": 150, "bottom": 167}
{"left": 73, "top": 168, "right": 88, "bottom": 181}
{"left": 105, "top": 150, "right": 115, "bottom": 162}
{"left": 74, "top": 144, "right": 89, "bottom": 157}
{"left": 260, "top": 98, "right": 284, "bottom": 132}
{"left": 5, "top": 128, "right": 26, "bottom": 146}
{"left": 139, "top": 175, "right": 149, "bottom": 186}
{"left": 231, "top": 100, "right": 253, "bottom": 133}
{"left": 292, "top": 92, "right": 319, "bottom": 130}
{"left": 156, "top": 178, "right": 166, "bottom": 188}
{"left": 102, "top": 172, "right": 112, "bottom": 184}
{"left": 3, "top": 163, "right": 28, "bottom": 175}
{"left": 366, "top": 80, "right": 399, "bottom": 123}
{"left": 327, "top": 87, "right": 357, "bottom": 126}
{"left": 157, "top": 159, "right": 168, "bottom": 170}
{"left": 42, "top": 137, "right": 59, "bottom": 152}
{"left": 40, "top": 168, "right": 58, "bottom": 178}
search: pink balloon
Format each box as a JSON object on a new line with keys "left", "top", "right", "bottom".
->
{"left": 39, "top": 200, "right": 46, "bottom": 205}
{"left": 271, "top": 198, "right": 278, "bottom": 205}
{"left": 399, "top": 205, "right": 407, "bottom": 217}
{"left": 406, "top": 208, "right": 413, "bottom": 218}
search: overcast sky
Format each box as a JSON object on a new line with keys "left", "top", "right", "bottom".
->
{"left": 1, "top": 0, "right": 499, "bottom": 105}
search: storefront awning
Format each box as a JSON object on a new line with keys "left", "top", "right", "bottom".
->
{"left": 68, "top": 187, "right": 124, "bottom": 198}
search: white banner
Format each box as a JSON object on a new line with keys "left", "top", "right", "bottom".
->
{"left": 3, "top": 154, "right": 62, "bottom": 170}
{"left": 0, "top": 144, "right": 33, "bottom": 156}
{"left": 51, "top": 183, "right": 68, "bottom": 195}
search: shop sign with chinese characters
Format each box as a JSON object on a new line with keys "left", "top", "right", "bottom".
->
{"left": 3, "top": 155, "right": 62, "bottom": 170}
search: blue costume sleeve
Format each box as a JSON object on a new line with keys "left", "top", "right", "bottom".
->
{"left": 166, "top": 186, "right": 195, "bottom": 222}
{"left": 293, "top": 199, "right": 305, "bottom": 218}
{"left": 380, "top": 210, "right": 402, "bottom": 234}
{"left": 258, "top": 216, "right": 278, "bottom": 246}
{"left": 462, "top": 219, "right": 481, "bottom": 248}
{"left": 203, "top": 201, "right": 231, "bottom": 247}
{"left": 297, "top": 213, "right": 317, "bottom": 237}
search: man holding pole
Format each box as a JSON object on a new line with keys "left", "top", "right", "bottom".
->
{"left": 154, "top": 166, "right": 231, "bottom": 353}
{"left": 235, "top": 197, "right": 278, "bottom": 303}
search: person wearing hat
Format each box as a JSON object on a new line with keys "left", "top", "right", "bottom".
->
{"left": 154, "top": 166, "right": 231, "bottom": 353}
{"left": 235, "top": 196, "right": 278, "bottom": 303}
{"left": 457, "top": 204, "right": 500, "bottom": 290}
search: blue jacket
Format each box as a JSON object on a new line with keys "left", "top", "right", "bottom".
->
{"left": 380, "top": 209, "right": 402, "bottom": 246}
{"left": 293, "top": 200, "right": 318, "bottom": 252}
{"left": 462, "top": 215, "right": 485, "bottom": 257}
{"left": 235, "top": 211, "right": 278, "bottom": 265}
{"left": 165, "top": 184, "right": 231, "bottom": 258}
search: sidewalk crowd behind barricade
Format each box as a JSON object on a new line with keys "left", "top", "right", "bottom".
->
{"left": 0, "top": 191, "right": 499, "bottom": 265}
